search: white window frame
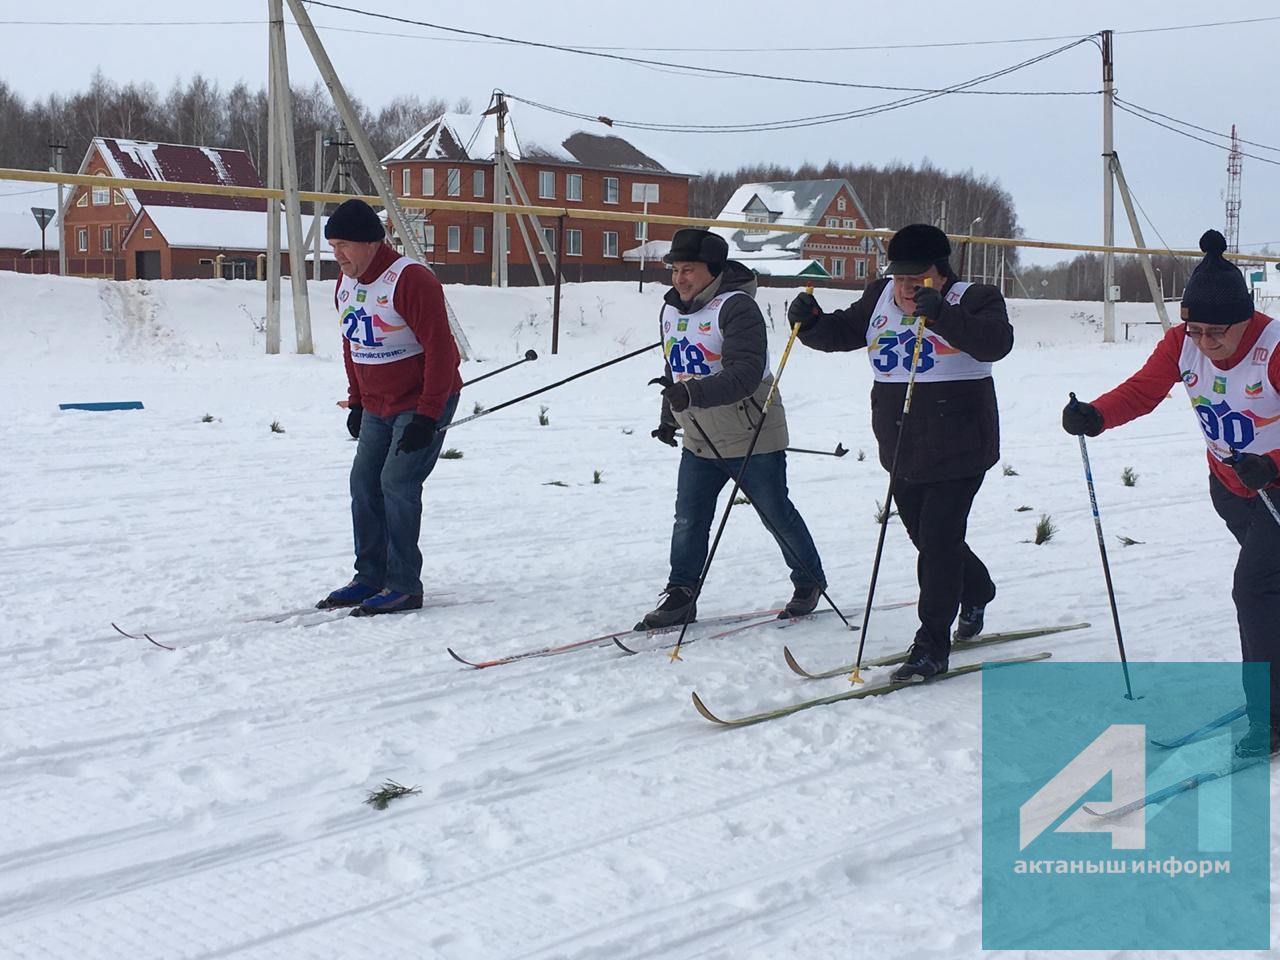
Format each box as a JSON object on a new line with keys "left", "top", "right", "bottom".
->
{"left": 603, "top": 231, "right": 619, "bottom": 258}
{"left": 473, "top": 225, "right": 485, "bottom": 253}
{"left": 746, "top": 213, "right": 769, "bottom": 235}
{"left": 538, "top": 170, "right": 555, "bottom": 200}
{"left": 113, "top": 190, "right": 125, "bottom": 205}
{"left": 813, "top": 255, "right": 824, "bottom": 268}
{"left": 423, "top": 224, "right": 435, "bottom": 252}
{"left": 566, "top": 228, "right": 583, "bottom": 257}
{"left": 76, "top": 227, "right": 88, "bottom": 252}
{"left": 856, "top": 259, "right": 867, "bottom": 279}
{"left": 92, "top": 175, "right": 110, "bottom": 205}
{"left": 634, "top": 220, "right": 648, "bottom": 241}
{"left": 401, "top": 168, "right": 411, "bottom": 196}
{"left": 603, "top": 177, "right": 619, "bottom": 204}
{"left": 566, "top": 173, "right": 583, "bottom": 202}
{"left": 542, "top": 226, "right": 556, "bottom": 253}
{"left": 422, "top": 168, "right": 435, "bottom": 196}
{"left": 447, "top": 224, "right": 461, "bottom": 253}
{"left": 843, "top": 218, "right": 856, "bottom": 231}
{"left": 831, "top": 257, "right": 846, "bottom": 279}
{"left": 472, "top": 169, "right": 485, "bottom": 198}
{"left": 118, "top": 225, "right": 127, "bottom": 249}
{"left": 76, "top": 193, "right": 88, "bottom": 207}
{"left": 837, "top": 197, "right": 847, "bottom": 212}
{"left": 447, "top": 168, "right": 461, "bottom": 197}
{"left": 143, "top": 227, "right": 153, "bottom": 239}
{"left": 825, "top": 217, "right": 839, "bottom": 236}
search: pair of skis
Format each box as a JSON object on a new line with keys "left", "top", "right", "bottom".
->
{"left": 1082, "top": 704, "right": 1264, "bottom": 819}
{"left": 689, "top": 623, "right": 1089, "bottom": 727}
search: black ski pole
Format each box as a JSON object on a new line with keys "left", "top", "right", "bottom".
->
{"left": 680, "top": 410, "right": 854, "bottom": 630}
{"left": 845, "top": 310, "right": 928, "bottom": 683}
{"left": 445, "top": 341, "right": 661, "bottom": 431}
{"left": 786, "top": 442, "right": 848, "bottom": 458}
{"left": 668, "top": 321, "right": 806, "bottom": 661}
{"left": 1069, "top": 392, "right": 1138, "bottom": 700}
{"left": 463, "top": 349, "right": 537, "bottom": 388}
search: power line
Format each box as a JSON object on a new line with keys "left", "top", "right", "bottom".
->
{"left": 1114, "top": 102, "right": 1280, "bottom": 167}
{"left": 1115, "top": 97, "right": 1280, "bottom": 154}
{"left": 302, "top": 1, "right": 1095, "bottom": 96}
{"left": 505, "top": 39, "right": 1098, "bottom": 135}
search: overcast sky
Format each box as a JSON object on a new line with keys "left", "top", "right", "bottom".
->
{"left": 5, "top": 1, "right": 1277, "bottom": 267}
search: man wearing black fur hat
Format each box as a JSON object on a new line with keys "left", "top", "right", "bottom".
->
{"left": 1063, "top": 230, "right": 1280, "bottom": 759}
{"left": 790, "top": 223, "right": 1013, "bottom": 681}
{"left": 641, "top": 228, "right": 828, "bottom": 629}
{"left": 316, "top": 198, "right": 463, "bottom": 617}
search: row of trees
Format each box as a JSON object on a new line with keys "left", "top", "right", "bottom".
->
{"left": 0, "top": 72, "right": 469, "bottom": 197}
{"left": 1019, "top": 253, "right": 1204, "bottom": 301}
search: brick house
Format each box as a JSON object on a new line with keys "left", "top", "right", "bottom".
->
{"left": 713, "top": 179, "right": 884, "bottom": 288}
{"left": 59, "top": 138, "right": 330, "bottom": 280}
{"left": 381, "top": 108, "right": 692, "bottom": 285}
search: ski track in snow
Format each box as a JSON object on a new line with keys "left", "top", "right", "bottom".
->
{"left": 0, "top": 274, "right": 1275, "bottom": 959}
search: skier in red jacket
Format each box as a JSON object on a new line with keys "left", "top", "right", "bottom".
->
{"left": 1063, "top": 230, "right": 1280, "bottom": 759}
{"left": 316, "top": 199, "right": 463, "bottom": 616}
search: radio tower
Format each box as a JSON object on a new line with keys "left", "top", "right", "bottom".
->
{"left": 1224, "top": 124, "right": 1242, "bottom": 253}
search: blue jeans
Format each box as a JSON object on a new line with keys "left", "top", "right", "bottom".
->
{"left": 669, "top": 449, "right": 825, "bottom": 590}
{"left": 349, "top": 394, "right": 459, "bottom": 595}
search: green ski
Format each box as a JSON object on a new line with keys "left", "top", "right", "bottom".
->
{"left": 782, "top": 622, "right": 1088, "bottom": 680}
{"left": 692, "top": 652, "right": 1053, "bottom": 727}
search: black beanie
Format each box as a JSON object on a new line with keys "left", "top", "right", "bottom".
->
{"left": 1180, "top": 230, "right": 1253, "bottom": 325}
{"left": 886, "top": 223, "right": 951, "bottom": 276}
{"left": 323, "top": 199, "right": 386, "bottom": 243}
{"left": 664, "top": 228, "right": 729, "bottom": 276}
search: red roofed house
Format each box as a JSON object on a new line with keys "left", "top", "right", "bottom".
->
{"left": 381, "top": 107, "right": 693, "bottom": 285}
{"left": 60, "top": 137, "right": 329, "bottom": 281}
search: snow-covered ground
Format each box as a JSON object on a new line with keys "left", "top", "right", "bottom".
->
{"left": 0, "top": 272, "right": 1274, "bottom": 958}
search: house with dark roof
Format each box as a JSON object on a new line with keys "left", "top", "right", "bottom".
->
{"left": 59, "top": 138, "right": 330, "bottom": 281}
{"left": 712, "top": 179, "right": 883, "bottom": 288}
{"left": 381, "top": 108, "right": 693, "bottom": 285}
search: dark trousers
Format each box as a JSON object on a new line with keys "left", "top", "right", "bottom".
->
{"left": 349, "top": 393, "right": 459, "bottom": 596}
{"left": 1209, "top": 475, "right": 1280, "bottom": 728}
{"left": 892, "top": 473, "right": 996, "bottom": 657}
{"left": 669, "top": 449, "right": 826, "bottom": 591}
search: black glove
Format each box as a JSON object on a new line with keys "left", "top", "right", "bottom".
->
{"left": 649, "top": 375, "right": 691, "bottom": 413}
{"left": 346, "top": 404, "right": 363, "bottom": 439}
{"left": 1061, "top": 399, "right": 1104, "bottom": 437}
{"left": 395, "top": 414, "right": 438, "bottom": 455}
{"left": 911, "top": 285, "right": 944, "bottom": 323}
{"left": 1228, "top": 451, "right": 1279, "bottom": 491}
{"left": 651, "top": 423, "right": 678, "bottom": 447}
{"left": 787, "top": 291, "right": 823, "bottom": 331}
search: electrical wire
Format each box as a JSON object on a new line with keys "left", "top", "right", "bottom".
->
{"left": 301, "top": 1, "right": 1095, "bottom": 97}
{"left": 1115, "top": 97, "right": 1280, "bottom": 154}
{"left": 1114, "top": 103, "right": 1280, "bottom": 167}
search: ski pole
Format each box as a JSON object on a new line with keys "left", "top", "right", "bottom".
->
{"left": 445, "top": 341, "right": 660, "bottom": 431}
{"left": 668, "top": 320, "right": 806, "bottom": 662}
{"left": 463, "top": 349, "right": 537, "bottom": 388}
{"left": 786, "top": 443, "right": 848, "bottom": 458}
{"left": 1225, "top": 449, "right": 1280, "bottom": 527}
{"left": 1069, "top": 392, "right": 1138, "bottom": 700}
{"left": 847, "top": 280, "right": 931, "bottom": 685}
{"left": 680, "top": 410, "right": 854, "bottom": 631}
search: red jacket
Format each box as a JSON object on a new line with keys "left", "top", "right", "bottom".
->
{"left": 1091, "top": 312, "right": 1280, "bottom": 498}
{"left": 338, "top": 244, "right": 463, "bottom": 420}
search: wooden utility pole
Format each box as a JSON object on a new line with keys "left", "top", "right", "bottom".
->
{"left": 1101, "top": 29, "right": 1117, "bottom": 343}
{"left": 284, "top": 0, "right": 472, "bottom": 358}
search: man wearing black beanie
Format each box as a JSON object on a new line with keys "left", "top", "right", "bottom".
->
{"left": 639, "top": 228, "right": 829, "bottom": 628}
{"left": 1064, "top": 230, "right": 1280, "bottom": 759}
{"left": 316, "top": 199, "right": 463, "bottom": 617}
{"left": 789, "top": 223, "right": 1014, "bottom": 682}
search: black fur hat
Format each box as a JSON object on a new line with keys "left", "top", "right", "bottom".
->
{"left": 885, "top": 223, "right": 952, "bottom": 276}
{"left": 664, "top": 228, "right": 729, "bottom": 276}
